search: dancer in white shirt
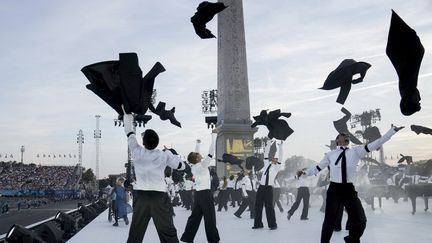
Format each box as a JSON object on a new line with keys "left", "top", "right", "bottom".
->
{"left": 181, "top": 133, "right": 220, "bottom": 243}
{"left": 299, "top": 125, "right": 403, "bottom": 243}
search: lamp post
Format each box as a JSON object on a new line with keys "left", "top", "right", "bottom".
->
{"left": 77, "top": 129, "right": 84, "bottom": 180}
{"left": 20, "top": 146, "right": 25, "bottom": 163}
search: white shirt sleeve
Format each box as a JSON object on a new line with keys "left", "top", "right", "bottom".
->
{"left": 201, "top": 134, "right": 216, "bottom": 168}
{"left": 165, "top": 150, "right": 185, "bottom": 170}
{"left": 127, "top": 134, "right": 141, "bottom": 157}
{"left": 353, "top": 127, "right": 397, "bottom": 158}
{"left": 278, "top": 143, "right": 283, "bottom": 162}
{"left": 305, "top": 154, "right": 330, "bottom": 176}
{"left": 242, "top": 179, "right": 247, "bottom": 197}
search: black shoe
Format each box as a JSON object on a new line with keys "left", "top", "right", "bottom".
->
{"left": 300, "top": 217, "right": 309, "bottom": 220}
{"left": 234, "top": 213, "right": 241, "bottom": 218}
{"left": 270, "top": 226, "right": 277, "bottom": 230}
{"left": 112, "top": 222, "right": 119, "bottom": 226}
{"left": 287, "top": 212, "right": 293, "bottom": 220}
{"left": 252, "top": 225, "right": 263, "bottom": 229}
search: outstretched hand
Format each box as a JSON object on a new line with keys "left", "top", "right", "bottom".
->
{"left": 391, "top": 124, "right": 405, "bottom": 132}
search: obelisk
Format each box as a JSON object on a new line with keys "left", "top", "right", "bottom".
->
{"left": 216, "top": 0, "right": 256, "bottom": 176}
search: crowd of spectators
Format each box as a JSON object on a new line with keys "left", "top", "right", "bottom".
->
{"left": 0, "top": 161, "right": 80, "bottom": 191}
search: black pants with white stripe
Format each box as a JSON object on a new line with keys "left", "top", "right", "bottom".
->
{"left": 181, "top": 189, "right": 220, "bottom": 243}
{"left": 321, "top": 182, "right": 366, "bottom": 243}
{"left": 254, "top": 185, "right": 276, "bottom": 228}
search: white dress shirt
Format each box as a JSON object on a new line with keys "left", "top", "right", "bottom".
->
{"left": 127, "top": 134, "right": 185, "bottom": 192}
{"left": 191, "top": 134, "right": 216, "bottom": 191}
{"left": 241, "top": 176, "right": 255, "bottom": 197}
{"left": 227, "top": 179, "right": 235, "bottom": 189}
{"left": 184, "top": 179, "right": 194, "bottom": 191}
{"left": 258, "top": 141, "right": 283, "bottom": 186}
{"left": 123, "top": 114, "right": 185, "bottom": 192}
{"left": 305, "top": 128, "right": 397, "bottom": 183}
{"left": 295, "top": 175, "right": 310, "bottom": 188}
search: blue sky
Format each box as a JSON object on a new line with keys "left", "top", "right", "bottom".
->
{"left": 0, "top": 0, "right": 431, "bottom": 178}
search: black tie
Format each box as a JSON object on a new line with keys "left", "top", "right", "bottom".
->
{"left": 335, "top": 148, "right": 348, "bottom": 183}
{"left": 250, "top": 178, "right": 254, "bottom": 191}
{"left": 264, "top": 164, "right": 272, "bottom": 186}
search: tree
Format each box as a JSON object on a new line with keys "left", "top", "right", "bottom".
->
{"left": 82, "top": 168, "right": 95, "bottom": 183}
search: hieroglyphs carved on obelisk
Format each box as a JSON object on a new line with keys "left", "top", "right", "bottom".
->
{"left": 216, "top": 0, "right": 256, "bottom": 176}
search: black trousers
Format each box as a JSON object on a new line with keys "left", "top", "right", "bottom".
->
{"left": 334, "top": 205, "right": 352, "bottom": 230}
{"left": 288, "top": 187, "right": 309, "bottom": 219}
{"left": 127, "top": 191, "right": 179, "bottom": 243}
{"left": 235, "top": 190, "right": 256, "bottom": 218}
{"left": 254, "top": 185, "right": 276, "bottom": 228}
{"left": 321, "top": 182, "right": 366, "bottom": 243}
{"left": 217, "top": 190, "right": 228, "bottom": 211}
{"left": 181, "top": 190, "right": 220, "bottom": 243}
{"left": 273, "top": 187, "right": 284, "bottom": 212}
{"left": 234, "top": 189, "right": 242, "bottom": 206}
{"left": 226, "top": 188, "right": 234, "bottom": 206}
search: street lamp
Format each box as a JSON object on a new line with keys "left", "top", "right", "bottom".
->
{"left": 20, "top": 146, "right": 25, "bottom": 163}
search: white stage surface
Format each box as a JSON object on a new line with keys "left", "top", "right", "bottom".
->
{"left": 69, "top": 197, "right": 432, "bottom": 243}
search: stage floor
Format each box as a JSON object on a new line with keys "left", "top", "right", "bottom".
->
{"left": 69, "top": 197, "right": 432, "bottom": 243}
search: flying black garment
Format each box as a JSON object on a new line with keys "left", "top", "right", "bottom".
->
{"left": 82, "top": 61, "right": 123, "bottom": 114}
{"left": 411, "top": 125, "right": 432, "bottom": 135}
{"left": 119, "top": 53, "right": 143, "bottom": 114}
{"left": 320, "top": 59, "right": 371, "bottom": 104}
{"left": 251, "top": 109, "right": 294, "bottom": 140}
{"left": 150, "top": 102, "right": 181, "bottom": 128}
{"left": 191, "top": 1, "right": 227, "bottom": 39}
{"left": 82, "top": 53, "right": 165, "bottom": 115}
{"left": 333, "top": 107, "right": 362, "bottom": 145}
{"left": 398, "top": 154, "right": 413, "bottom": 165}
{"left": 85, "top": 83, "right": 123, "bottom": 115}
{"left": 386, "top": 10, "right": 424, "bottom": 116}
{"left": 119, "top": 54, "right": 165, "bottom": 115}
{"left": 218, "top": 153, "right": 244, "bottom": 170}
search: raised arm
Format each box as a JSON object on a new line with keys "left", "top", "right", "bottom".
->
{"left": 354, "top": 125, "right": 403, "bottom": 158}
{"left": 304, "top": 154, "right": 330, "bottom": 176}
{"left": 201, "top": 133, "right": 216, "bottom": 168}
{"left": 195, "top": 139, "right": 201, "bottom": 153}
{"left": 278, "top": 142, "right": 284, "bottom": 163}
{"left": 123, "top": 113, "right": 141, "bottom": 155}
{"left": 262, "top": 140, "right": 274, "bottom": 168}
{"left": 165, "top": 149, "right": 186, "bottom": 171}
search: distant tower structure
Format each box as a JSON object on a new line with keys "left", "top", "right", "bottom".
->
{"left": 77, "top": 129, "right": 84, "bottom": 174}
{"left": 94, "top": 115, "right": 101, "bottom": 182}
